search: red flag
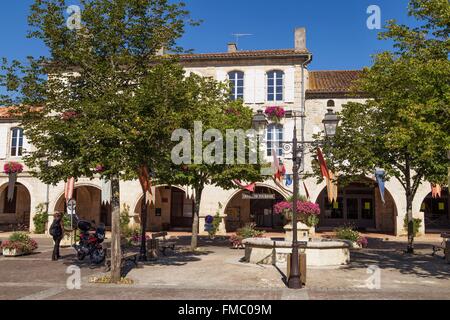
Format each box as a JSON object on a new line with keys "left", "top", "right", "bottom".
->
{"left": 233, "top": 180, "right": 256, "bottom": 192}
{"left": 317, "top": 148, "right": 330, "bottom": 180}
{"left": 65, "top": 177, "right": 75, "bottom": 202}
{"left": 138, "top": 166, "right": 153, "bottom": 205}
{"left": 431, "top": 184, "right": 442, "bottom": 199}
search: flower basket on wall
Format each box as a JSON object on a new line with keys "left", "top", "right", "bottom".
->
{"left": 265, "top": 106, "right": 286, "bottom": 123}
{"left": 3, "top": 162, "right": 24, "bottom": 202}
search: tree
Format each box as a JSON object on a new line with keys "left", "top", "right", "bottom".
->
{"left": 0, "top": 0, "right": 197, "bottom": 282}
{"left": 160, "top": 74, "right": 264, "bottom": 251}
{"left": 315, "top": 0, "right": 449, "bottom": 253}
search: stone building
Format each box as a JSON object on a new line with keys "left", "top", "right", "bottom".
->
{"left": 0, "top": 28, "right": 448, "bottom": 235}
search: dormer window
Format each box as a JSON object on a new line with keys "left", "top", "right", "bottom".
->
{"left": 11, "top": 128, "right": 24, "bottom": 157}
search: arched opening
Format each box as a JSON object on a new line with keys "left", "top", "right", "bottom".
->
{"left": 224, "top": 186, "right": 286, "bottom": 232}
{"left": 54, "top": 185, "right": 111, "bottom": 228}
{"left": 134, "top": 186, "right": 194, "bottom": 232}
{"left": 421, "top": 188, "right": 450, "bottom": 232}
{"left": 316, "top": 180, "right": 397, "bottom": 233}
{"left": 0, "top": 182, "right": 31, "bottom": 231}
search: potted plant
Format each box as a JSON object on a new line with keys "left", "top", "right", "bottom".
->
{"left": 230, "top": 223, "right": 265, "bottom": 249}
{"left": 265, "top": 106, "right": 286, "bottom": 123}
{"left": 274, "top": 196, "right": 321, "bottom": 236}
{"left": 3, "top": 162, "right": 24, "bottom": 203}
{"left": 1, "top": 232, "right": 38, "bottom": 257}
{"left": 334, "top": 225, "right": 368, "bottom": 249}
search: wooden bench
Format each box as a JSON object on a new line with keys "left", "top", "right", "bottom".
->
{"left": 103, "top": 240, "right": 139, "bottom": 272}
{"left": 151, "top": 232, "right": 176, "bottom": 256}
{"left": 432, "top": 233, "right": 450, "bottom": 259}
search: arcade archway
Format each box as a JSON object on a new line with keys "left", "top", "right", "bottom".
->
{"left": 134, "top": 186, "right": 194, "bottom": 232}
{"left": 0, "top": 182, "right": 31, "bottom": 230}
{"left": 224, "top": 186, "right": 286, "bottom": 232}
{"left": 54, "top": 185, "right": 111, "bottom": 227}
{"left": 421, "top": 188, "right": 450, "bottom": 232}
{"left": 316, "top": 181, "right": 397, "bottom": 233}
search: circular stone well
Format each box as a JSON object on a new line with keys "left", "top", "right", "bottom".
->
{"left": 242, "top": 238, "right": 351, "bottom": 267}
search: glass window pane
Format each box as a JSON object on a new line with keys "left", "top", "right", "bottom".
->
{"left": 268, "top": 94, "right": 274, "bottom": 101}
{"left": 237, "top": 80, "right": 244, "bottom": 87}
{"left": 276, "top": 94, "right": 283, "bottom": 101}
{"left": 276, "top": 86, "right": 283, "bottom": 94}
{"left": 268, "top": 79, "right": 274, "bottom": 86}
{"left": 276, "top": 79, "right": 283, "bottom": 86}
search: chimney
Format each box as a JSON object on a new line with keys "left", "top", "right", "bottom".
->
{"left": 295, "top": 27, "right": 306, "bottom": 51}
{"left": 228, "top": 43, "right": 238, "bottom": 53}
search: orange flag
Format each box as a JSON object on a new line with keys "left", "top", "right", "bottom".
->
{"left": 138, "top": 166, "right": 153, "bottom": 204}
{"left": 317, "top": 148, "right": 330, "bottom": 180}
{"left": 431, "top": 184, "right": 442, "bottom": 199}
{"left": 64, "top": 177, "right": 75, "bottom": 203}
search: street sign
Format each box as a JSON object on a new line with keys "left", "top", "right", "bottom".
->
{"left": 67, "top": 199, "right": 76, "bottom": 214}
{"left": 204, "top": 215, "right": 214, "bottom": 232}
{"left": 205, "top": 215, "right": 214, "bottom": 224}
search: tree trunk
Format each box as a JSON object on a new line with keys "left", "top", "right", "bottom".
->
{"left": 191, "top": 186, "right": 203, "bottom": 251}
{"left": 139, "top": 191, "right": 148, "bottom": 261}
{"left": 110, "top": 174, "right": 122, "bottom": 283}
{"left": 405, "top": 155, "right": 414, "bottom": 254}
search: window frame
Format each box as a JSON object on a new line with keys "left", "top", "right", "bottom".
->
{"left": 266, "top": 124, "right": 284, "bottom": 157}
{"left": 267, "top": 70, "right": 284, "bottom": 102}
{"left": 10, "top": 127, "right": 24, "bottom": 158}
{"left": 228, "top": 71, "right": 245, "bottom": 101}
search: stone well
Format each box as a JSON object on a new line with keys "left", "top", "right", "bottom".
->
{"left": 242, "top": 238, "right": 350, "bottom": 267}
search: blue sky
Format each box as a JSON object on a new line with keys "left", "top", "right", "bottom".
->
{"left": 0, "top": 0, "right": 416, "bottom": 70}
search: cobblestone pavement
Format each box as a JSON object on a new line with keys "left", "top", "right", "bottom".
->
{"left": 0, "top": 235, "right": 449, "bottom": 300}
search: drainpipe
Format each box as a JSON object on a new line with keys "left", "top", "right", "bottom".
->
{"left": 300, "top": 53, "right": 312, "bottom": 173}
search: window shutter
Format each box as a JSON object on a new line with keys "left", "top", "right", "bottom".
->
{"left": 0, "top": 127, "right": 8, "bottom": 159}
{"left": 284, "top": 67, "right": 295, "bottom": 103}
{"left": 254, "top": 70, "right": 266, "bottom": 103}
{"left": 244, "top": 70, "right": 255, "bottom": 104}
{"left": 216, "top": 70, "right": 227, "bottom": 83}
{"left": 23, "top": 133, "right": 31, "bottom": 154}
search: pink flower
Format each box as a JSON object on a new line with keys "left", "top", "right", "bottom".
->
{"left": 265, "top": 107, "right": 286, "bottom": 121}
{"left": 274, "top": 200, "right": 320, "bottom": 216}
{"left": 3, "top": 162, "right": 24, "bottom": 174}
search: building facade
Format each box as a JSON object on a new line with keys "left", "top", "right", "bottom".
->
{"left": 0, "top": 28, "right": 448, "bottom": 236}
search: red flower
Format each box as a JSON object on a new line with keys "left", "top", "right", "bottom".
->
{"left": 265, "top": 107, "right": 286, "bottom": 121}
{"left": 3, "top": 162, "right": 24, "bottom": 174}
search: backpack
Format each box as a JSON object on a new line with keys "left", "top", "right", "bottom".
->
{"left": 49, "top": 219, "right": 62, "bottom": 238}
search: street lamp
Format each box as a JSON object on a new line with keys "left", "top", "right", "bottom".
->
{"left": 252, "top": 108, "right": 340, "bottom": 289}
{"left": 322, "top": 108, "right": 340, "bottom": 138}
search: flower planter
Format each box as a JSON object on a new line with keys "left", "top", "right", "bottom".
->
{"left": 2, "top": 248, "right": 26, "bottom": 257}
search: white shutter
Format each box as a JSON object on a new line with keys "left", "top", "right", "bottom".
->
{"left": 216, "top": 70, "right": 227, "bottom": 83}
{"left": 23, "top": 133, "right": 31, "bottom": 154}
{"left": 254, "top": 70, "right": 266, "bottom": 103}
{"left": 244, "top": 70, "right": 255, "bottom": 104}
{"left": 0, "top": 127, "right": 8, "bottom": 159}
{"left": 284, "top": 67, "right": 295, "bottom": 103}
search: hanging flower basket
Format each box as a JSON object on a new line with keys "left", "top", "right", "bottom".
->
{"left": 94, "top": 164, "right": 106, "bottom": 173}
{"left": 3, "top": 162, "right": 23, "bottom": 202}
{"left": 274, "top": 200, "right": 321, "bottom": 228}
{"left": 265, "top": 106, "right": 286, "bottom": 123}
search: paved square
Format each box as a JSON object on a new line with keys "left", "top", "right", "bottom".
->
{"left": 0, "top": 235, "right": 449, "bottom": 300}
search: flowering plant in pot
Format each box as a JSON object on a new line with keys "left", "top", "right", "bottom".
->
{"left": 3, "top": 162, "right": 24, "bottom": 202}
{"left": 265, "top": 106, "right": 285, "bottom": 123}
{"left": 274, "top": 197, "right": 321, "bottom": 228}
{"left": 1, "top": 232, "right": 38, "bottom": 256}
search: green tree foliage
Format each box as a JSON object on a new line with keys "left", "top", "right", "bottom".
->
{"left": 315, "top": 0, "right": 449, "bottom": 253}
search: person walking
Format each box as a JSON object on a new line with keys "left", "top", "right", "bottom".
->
{"left": 49, "top": 212, "right": 64, "bottom": 261}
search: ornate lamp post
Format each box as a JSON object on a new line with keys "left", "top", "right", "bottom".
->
{"left": 253, "top": 108, "right": 340, "bottom": 290}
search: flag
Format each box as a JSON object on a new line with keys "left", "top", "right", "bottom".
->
{"left": 303, "top": 182, "right": 310, "bottom": 200}
{"left": 431, "top": 184, "right": 442, "bottom": 199}
{"left": 101, "top": 179, "right": 111, "bottom": 205}
{"left": 285, "top": 174, "right": 293, "bottom": 187}
{"left": 64, "top": 177, "right": 75, "bottom": 203}
{"left": 375, "top": 169, "right": 386, "bottom": 204}
{"left": 326, "top": 170, "right": 338, "bottom": 203}
{"left": 138, "top": 165, "right": 153, "bottom": 204}
{"left": 233, "top": 180, "right": 256, "bottom": 192}
{"left": 317, "top": 148, "right": 330, "bottom": 180}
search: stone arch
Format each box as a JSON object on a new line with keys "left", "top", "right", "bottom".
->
{"left": 420, "top": 187, "right": 450, "bottom": 232}
{"left": 133, "top": 186, "right": 193, "bottom": 232}
{"left": 314, "top": 178, "right": 398, "bottom": 234}
{"left": 223, "top": 184, "right": 288, "bottom": 232}
{"left": 54, "top": 184, "right": 110, "bottom": 227}
{"left": 0, "top": 182, "right": 31, "bottom": 230}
